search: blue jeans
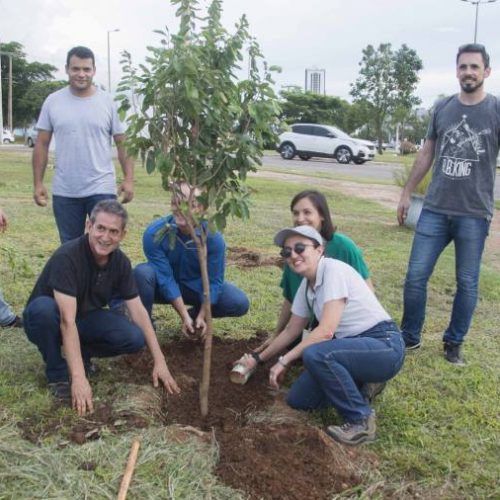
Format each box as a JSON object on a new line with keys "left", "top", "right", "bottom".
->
{"left": 134, "top": 263, "right": 250, "bottom": 319}
{"left": 53, "top": 194, "right": 117, "bottom": 243}
{"left": 402, "top": 209, "right": 490, "bottom": 346}
{"left": 287, "top": 321, "right": 405, "bottom": 423}
{"left": 23, "top": 296, "right": 145, "bottom": 383}
{"left": 0, "top": 289, "right": 16, "bottom": 326}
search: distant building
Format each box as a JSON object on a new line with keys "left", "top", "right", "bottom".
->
{"left": 305, "top": 68, "right": 325, "bottom": 94}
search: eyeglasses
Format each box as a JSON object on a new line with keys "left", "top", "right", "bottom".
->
{"left": 280, "top": 242, "right": 317, "bottom": 258}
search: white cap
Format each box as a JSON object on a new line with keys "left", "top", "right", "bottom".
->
{"left": 273, "top": 225, "right": 323, "bottom": 247}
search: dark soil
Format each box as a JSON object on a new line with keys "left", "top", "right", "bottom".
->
{"left": 18, "top": 333, "right": 374, "bottom": 499}
{"left": 227, "top": 246, "right": 284, "bottom": 269}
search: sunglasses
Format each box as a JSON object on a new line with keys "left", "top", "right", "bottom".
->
{"left": 280, "top": 242, "right": 317, "bottom": 258}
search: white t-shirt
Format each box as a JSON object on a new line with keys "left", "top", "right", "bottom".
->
{"left": 36, "top": 87, "right": 126, "bottom": 197}
{"left": 291, "top": 257, "right": 391, "bottom": 339}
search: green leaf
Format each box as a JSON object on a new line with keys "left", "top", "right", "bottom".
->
{"left": 145, "top": 150, "right": 156, "bottom": 174}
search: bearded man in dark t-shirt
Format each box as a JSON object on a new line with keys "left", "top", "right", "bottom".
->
{"left": 24, "top": 200, "right": 179, "bottom": 415}
{"left": 397, "top": 44, "right": 500, "bottom": 365}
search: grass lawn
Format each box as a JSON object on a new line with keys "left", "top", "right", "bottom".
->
{"left": 0, "top": 149, "right": 499, "bottom": 498}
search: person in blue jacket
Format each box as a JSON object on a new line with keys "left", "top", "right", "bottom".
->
{"left": 134, "top": 184, "right": 249, "bottom": 336}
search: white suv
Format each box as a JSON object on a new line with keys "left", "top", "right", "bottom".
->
{"left": 2, "top": 129, "right": 15, "bottom": 144}
{"left": 278, "top": 123, "right": 375, "bottom": 164}
{"left": 25, "top": 127, "right": 38, "bottom": 147}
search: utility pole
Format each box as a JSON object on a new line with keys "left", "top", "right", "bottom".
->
{"left": 0, "top": 48, "right": 15, "bottom": 138}
{"left": 8, "top": 53, "right": 12, "bottom": 131}
{"left": 107, "top": 28, "right": 120, "bottom": 93}
{"left": 0, "top": 36, "right": 3, "bottom": 144}
{"left": 460, "top": 0, "right": 498, "bottom": 43}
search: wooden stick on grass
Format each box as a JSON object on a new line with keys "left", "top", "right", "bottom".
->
{"left": 117, "top": 439, "right": 141, "bottom": 500}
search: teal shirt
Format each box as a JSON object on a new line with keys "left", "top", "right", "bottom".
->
{"left": 280, "top": 232, "right": 370, "bottom": 302}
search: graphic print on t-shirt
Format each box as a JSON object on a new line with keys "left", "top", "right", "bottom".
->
{"left": 438, "top": 114, "right": 490, "bottom": 180}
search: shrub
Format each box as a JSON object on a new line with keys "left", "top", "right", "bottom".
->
{"left": 399, "top": 140, "right": 417, "bottom": 155}
{"left": 393, "top": 163, "right": 432, "bottom": 195}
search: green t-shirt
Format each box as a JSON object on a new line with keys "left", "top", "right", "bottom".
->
{"left": 280, "top": 232, "right": 370, "bottom": 302}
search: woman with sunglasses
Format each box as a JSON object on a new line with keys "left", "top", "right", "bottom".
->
{"left": 257, "top": 190, "right": 372, "bottom": 351}
{"left": 231, "top": 225, "right": 404, "bottom": 445}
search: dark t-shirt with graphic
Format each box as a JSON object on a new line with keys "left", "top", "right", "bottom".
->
{"left": 424, "top": 94, "right": 500, "bottom": 219}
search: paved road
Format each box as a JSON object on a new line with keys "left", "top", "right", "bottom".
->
{"left": 2, "top": 145, "right": 498, "bottom": 200}
{"left": 261, "top": 154, "right": 500, "bottom": 200}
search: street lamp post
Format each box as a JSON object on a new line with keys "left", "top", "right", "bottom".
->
{"left": 107, "top": 28, "right": 120, "bottom": 93}
{"left": 460, "top": 0, "right": 498, "bottom": 43}
{"left": 0, "top": 36, "right": 3, "bottom": 144}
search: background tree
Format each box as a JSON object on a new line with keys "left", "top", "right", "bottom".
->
{"left": 0, "top": 41, "right": 66, "bottom": 128}
{"left": 279, "top": 89, "right": 350, "bottom": 130}
{"left": 405, "top": 107, "right": 431, "bottom": 144}
{"left": 350, "top": 43, "right": 422, "bottom": 152}
{"left": 385, "top": 103, "right": 431, "bottom": 148}
{"left": 117, "top": 0, "right": 281, "bottom": 417}
{"left": 344, "top": 99, "right": 376, "bottom": 136}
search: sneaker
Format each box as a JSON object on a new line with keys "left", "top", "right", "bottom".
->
{"left": 48, "top": 381, "right": 71, "bottom": 402}
{"left": 360, "top": 382, "right": 387, "bottom": 404}
{"left": 443, "top": 342, "right": 465, "bottom": 366}
{"left": 326, "top": 412, "right": 376, "bottom": 445}
{"left": 405, "top": 340, "right": 421, "bottom": 351}
{"left": 1, "top": 316, "right": 23, "bottom": 328}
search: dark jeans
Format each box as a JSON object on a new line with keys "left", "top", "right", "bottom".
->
{"left": 23, "top": 296, "right": 145, "bottom": 383}
{"left": 286, "top": 321, "right": 405, "bottom": 423}
{"left": 53, "top": 194, "right": 117, "bottom": 243}
{"left": 134, "top": 262, "right": 250, "bottom": 319}
{"left": 402, "top": 209, "right": 490, "bottom": 346}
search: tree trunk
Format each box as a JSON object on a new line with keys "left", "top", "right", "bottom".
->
{"left": 192, "top": 229, "right": 213, "bottom": 418}
{"left": 376, "top": 111, "right": 385, "bottom": 155}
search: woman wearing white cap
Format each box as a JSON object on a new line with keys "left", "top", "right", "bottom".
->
{"left": 255, "top": 190, "right": 372, "bottom": 353}
{"left": 231, "top": 225, "right": 404, "bottom": 445}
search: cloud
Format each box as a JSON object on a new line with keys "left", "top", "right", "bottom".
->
{"left": 2, "top": 0, "right": 500, "bottom": 108}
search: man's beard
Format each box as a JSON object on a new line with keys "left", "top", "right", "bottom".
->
{"left": 460, "top": 78, "right": 484, "bottom": 94}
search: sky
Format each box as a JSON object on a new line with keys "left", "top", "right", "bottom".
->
{"left": 1, "top": 0, "right": 500, "bottom": 108}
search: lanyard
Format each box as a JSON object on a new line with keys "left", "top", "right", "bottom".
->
{"left": 304, "top": 283, "right": 316, "bottom": 330}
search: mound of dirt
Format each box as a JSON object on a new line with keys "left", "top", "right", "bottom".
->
{"left": 227, "top": 246, "right": 283, "bottom": 268}
{"left": 19, "top": 333, "right": 374, "bottom": 499}
{"left": 216, "top": 423, "right": 365, "bottom": 499}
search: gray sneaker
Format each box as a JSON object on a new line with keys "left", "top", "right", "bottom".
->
{"left": 405, "top": 340, "right": 421, "bottom": 351}
{"left": 326, "top": 412, "right": 376, "bottom": 445}
{"left": 360, "top": 382, "right": 387, "bottom": 404}
{"left": 443, "top": 342, "right": 465, "bottom": 366}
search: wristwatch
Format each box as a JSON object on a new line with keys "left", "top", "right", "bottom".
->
{"left": 251, "top": 351, "right": 264, "bottom": 365}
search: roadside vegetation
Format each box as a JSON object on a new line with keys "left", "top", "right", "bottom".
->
{"left": 0, "top": 149, "right": 498, "bottom": 498}
{"left": 375, "top": 151, "right": 416, "bottom": 167}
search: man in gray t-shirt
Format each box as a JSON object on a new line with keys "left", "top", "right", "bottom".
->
{"left": 397, "top": 44, "right": 500, "bottom": 365}
{"left": 33, "top": 46, "right": 134, "bottom": 243}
